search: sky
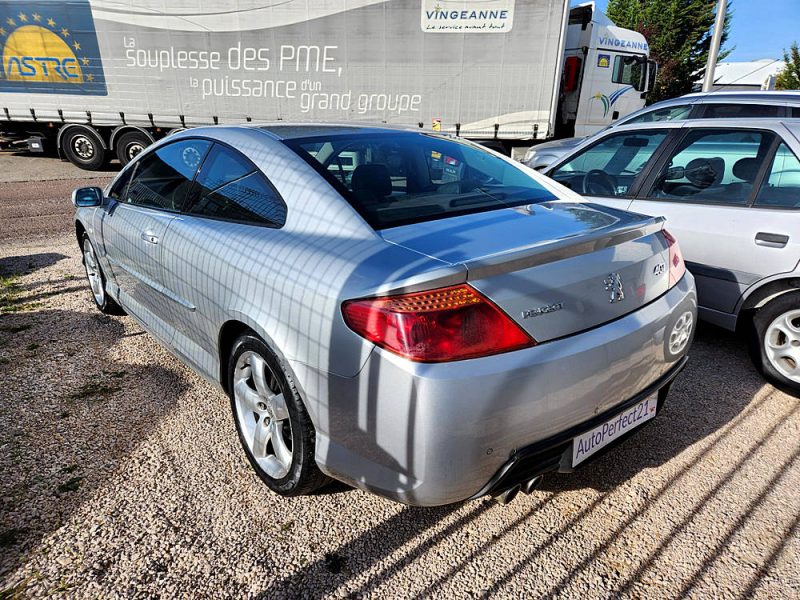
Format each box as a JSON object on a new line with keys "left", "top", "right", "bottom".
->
{"left": 582, "top": 0, "right": 800, "bottom": 62}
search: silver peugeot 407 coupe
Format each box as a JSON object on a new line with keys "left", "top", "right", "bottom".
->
{"left": 73, "top": 124, "right": 696, "bottom": 505}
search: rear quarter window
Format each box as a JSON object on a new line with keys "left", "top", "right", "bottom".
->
{"left": 187, "top": 143, "right": 287, "bottom": 227}
{"left": 702, "top": 104, "right": 782, "bottom": 118}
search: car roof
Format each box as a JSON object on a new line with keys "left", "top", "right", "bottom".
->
{"left": 610, "top": 91, "right": 800, "bottom": 130}
{"left": 611, "top": 117, "right": 799, "bottom": 133}
{"left": 643, "top": 90, "right": 800, "bottom": 110}
{"left": 247, "top": 122, "right": 434, "bottom": 140}
{"left": 682, "top": 90, "right": 800, "bottom": 104}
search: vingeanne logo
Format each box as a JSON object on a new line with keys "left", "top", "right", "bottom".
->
{"left": 0, "top": 1, "right": 107, "bottom": 95}
{"left": 421, "top": 0, "right": 515, "bottom": 33}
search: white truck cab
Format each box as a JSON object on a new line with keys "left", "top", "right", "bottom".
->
{"left": 559, "top": 2, "right": 656, "bottom": 138}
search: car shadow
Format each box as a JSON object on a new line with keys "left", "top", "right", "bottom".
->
{"left": 0, "top": 253, "right": 69, "bottom": 277}
{"left": 256, "top": 500, "right": 494, "bottom": 599}
{"left": 259, "top": 321, "right": 768, "bottom": 598}
{"left": 0, "top": 307, "right": 187, "bottom": 580}
{"left": 539, "top": 321, "right": 763, "bottom": 494}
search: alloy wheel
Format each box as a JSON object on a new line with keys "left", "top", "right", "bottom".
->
{"left": 233, "top": 350, "right": 294, "bottom": 479}
{"left": 83, "top": 239, "right": 105, "bottom": 306}
{"left": 669, "top": 310, "right": 693, "bottom": 356}
{"left": 764, "top": 309, "right": 800, "bottom": 384}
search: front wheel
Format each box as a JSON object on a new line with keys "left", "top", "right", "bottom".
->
{"left": 82, "top": 235, "right": 125, "bottom": 315}
{"left": 228, "top": 334, "right": 328, "bottom": 496}
{"left": 750, "top": 292, "right": 800, "bottom": 395}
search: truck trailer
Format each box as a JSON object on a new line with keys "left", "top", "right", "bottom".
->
{"left": 0, "top": 0, "right": 655, "bottom": 169}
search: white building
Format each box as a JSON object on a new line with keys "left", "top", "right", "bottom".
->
{"left": 696, "top": 59, "right": 787, "bottom": 91}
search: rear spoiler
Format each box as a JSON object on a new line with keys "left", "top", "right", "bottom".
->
{"left": 464, "top": 215, "right": 666, "bottom": 281}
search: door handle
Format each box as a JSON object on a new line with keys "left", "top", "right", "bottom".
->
{"left": 141, "top": 231, "right": 159, "bottom": 245}
{"left": 755, "top": 232, "right": 789, "bottom": 248}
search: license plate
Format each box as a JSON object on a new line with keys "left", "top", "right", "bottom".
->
{"left": 572, "top": 393, "right": 658, "bottom": 467}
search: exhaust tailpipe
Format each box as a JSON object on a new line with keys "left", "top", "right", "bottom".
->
{"left": 493, "top": 484, "right": 521, "bottom": 505}
{"left": 522, "top": 476, "right": 543, "bottom": 495}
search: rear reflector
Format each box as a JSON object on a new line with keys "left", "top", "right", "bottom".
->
{"left": 342, "top": 284, "right": 535, "bottom": 362}
{"left": 662, "top": 229, "right": 686, "bottom": 288}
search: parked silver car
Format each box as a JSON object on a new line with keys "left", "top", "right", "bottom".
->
{"left": 73, "top": 125, "right": 696, "bottom": 505}
{"left": 525, "top": 91, "right": 800, "bottom": 170}
{"left": 546, "top": 118, "right": 800, "bottom": 394}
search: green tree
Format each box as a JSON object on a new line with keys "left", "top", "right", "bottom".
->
{"left": 775, "top": 42, "right": 800, "bottom": 90}
{"left": 607, "top": 0, "right": 731, "bottom": 103}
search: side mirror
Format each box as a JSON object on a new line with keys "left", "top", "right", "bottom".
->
{"left": 72, "top": 186, "right": 104, "bottom": 207}
{"left": 663, "top": 166, "right": 685, "bottom": 180}
{"left": 644, "top": 59, "right": 658, "bottom": 94}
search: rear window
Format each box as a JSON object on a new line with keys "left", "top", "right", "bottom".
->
{"left": 283, "top": 133, "right": 556, "bottom": 229}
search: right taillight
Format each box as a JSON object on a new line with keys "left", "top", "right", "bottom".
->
{"left": 342, "top": 283, "right": 536, "bottom": 363}
{"left": 662, "top": 229, "right": 686, "bottom": 288}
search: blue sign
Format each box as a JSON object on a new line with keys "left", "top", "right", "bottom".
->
{"left": 0, "top": 1, "right": 107, "bottom": 95}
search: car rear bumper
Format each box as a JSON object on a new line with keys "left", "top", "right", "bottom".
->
{"left": 470, "top": 355, "right": 687, "bottom": 500}
{"left": 300, "top": 273, "right": 696, "bottom": 506}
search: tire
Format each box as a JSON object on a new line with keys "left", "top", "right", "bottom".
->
{"left": 749, "top": 291, "right": 800, "bottom": 395}
{"left": 81, "top": 234, "right": 125, "bottom": 315}
{"left": 61, "top": 126, "right": 107, "bottom": 170}
{"left": 228, "top": 333, "right": 328, "bottom": 496}
{"left": 115, "top": 130, "right": 151, "bottom": 167}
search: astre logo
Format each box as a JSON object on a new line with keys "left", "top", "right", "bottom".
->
{"left": 0, "top": 1, "right": 106, "bottom": 95}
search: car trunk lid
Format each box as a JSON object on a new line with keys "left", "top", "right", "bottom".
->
{"left": 379, "top": 202, "right": 670, "bottom": 342}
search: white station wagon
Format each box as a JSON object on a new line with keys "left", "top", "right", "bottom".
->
{"left": 547, "top": 118, "right": 800, "bottom": 394}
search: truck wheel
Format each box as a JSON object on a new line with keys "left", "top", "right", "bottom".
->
{"left": 61, "top": 126, "right": 107, "bottom": 170}
{"left": 749, "top": 291, "right": 800, "bottom": 396}
{"left": 115, "top": 131, "right": 151, "bottom": 166}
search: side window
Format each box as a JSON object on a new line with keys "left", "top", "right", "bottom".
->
{"left": 194, "top": 143, "right": 253, "bottom": 191}
{"left": 792, "top": 107, "right": 800, "bottom": 118}
{"left": 754, "top": 142, "right": 800, "bottom": 209}
{"left": 550, "top": 130, "right": 668, "bottom": 197}
{"left": 189, "top": 144, "right": 287, "bottom": 226}
{"left": 612, "top": 55, "right": 646, "bottom": 91}
{"left": 647, "top": 129, "right": 772, "bottom": 205}
{"left": 625, "top": 104, "right": 693, "bottom": 125}
{"left": 108, "top": 164, "right": 136, "bottom": 201}
{"left": 126, "top": 139, "right": 211, "bottom": 211}
{"left": 702, "top": 104, "right": 782, "bottom": 119}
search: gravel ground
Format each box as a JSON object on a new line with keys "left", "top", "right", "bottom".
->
{"left": 0, "top": 154, "right": 798, "bottom": 598}
{"left": 0, "top": 151, "right": 115, "bottom": 242}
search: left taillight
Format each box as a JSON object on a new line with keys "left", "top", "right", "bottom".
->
{"left": 662, "top": 228, "right": 686, "bottom": 288}
{"left": 342, "top": 284, "right": 535, "bottom": 363}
